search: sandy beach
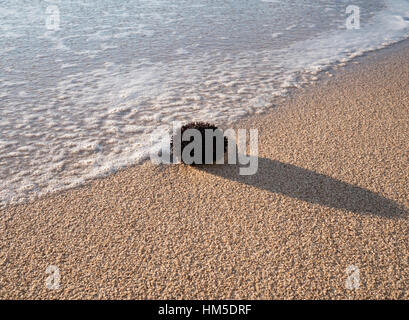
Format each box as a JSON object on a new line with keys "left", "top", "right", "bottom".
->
{"left": 1, "top": 40, "right": 408, "bottom": 299}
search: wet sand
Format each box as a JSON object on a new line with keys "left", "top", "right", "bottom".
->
{"left": 1, "top": 41, "right": 408, "bottom": 299}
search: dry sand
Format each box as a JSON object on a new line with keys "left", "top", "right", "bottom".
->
{"left": 1, "top": 41, "right": 408, "bottom": 300}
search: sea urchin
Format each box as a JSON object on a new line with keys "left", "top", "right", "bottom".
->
{"left": 170, "top": 122, "right": 228, "bottom": 165}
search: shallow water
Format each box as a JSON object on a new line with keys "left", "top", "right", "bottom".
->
{"left": 1, "top": 0, "right": 409, "bottom": 206}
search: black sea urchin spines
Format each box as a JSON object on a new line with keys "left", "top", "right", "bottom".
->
{"left": 170, "top": 122, "right": 228, "bottom": 165}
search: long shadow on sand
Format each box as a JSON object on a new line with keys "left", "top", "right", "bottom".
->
{"left": 196, "top": 157, "right": 407, "bottom": 219}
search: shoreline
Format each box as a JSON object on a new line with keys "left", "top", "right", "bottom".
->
{"left": 2, "top": 38, "right": 409, "bottom": 210}
{"left": 1, "top": 39, "right": 408, "bottom": 299}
